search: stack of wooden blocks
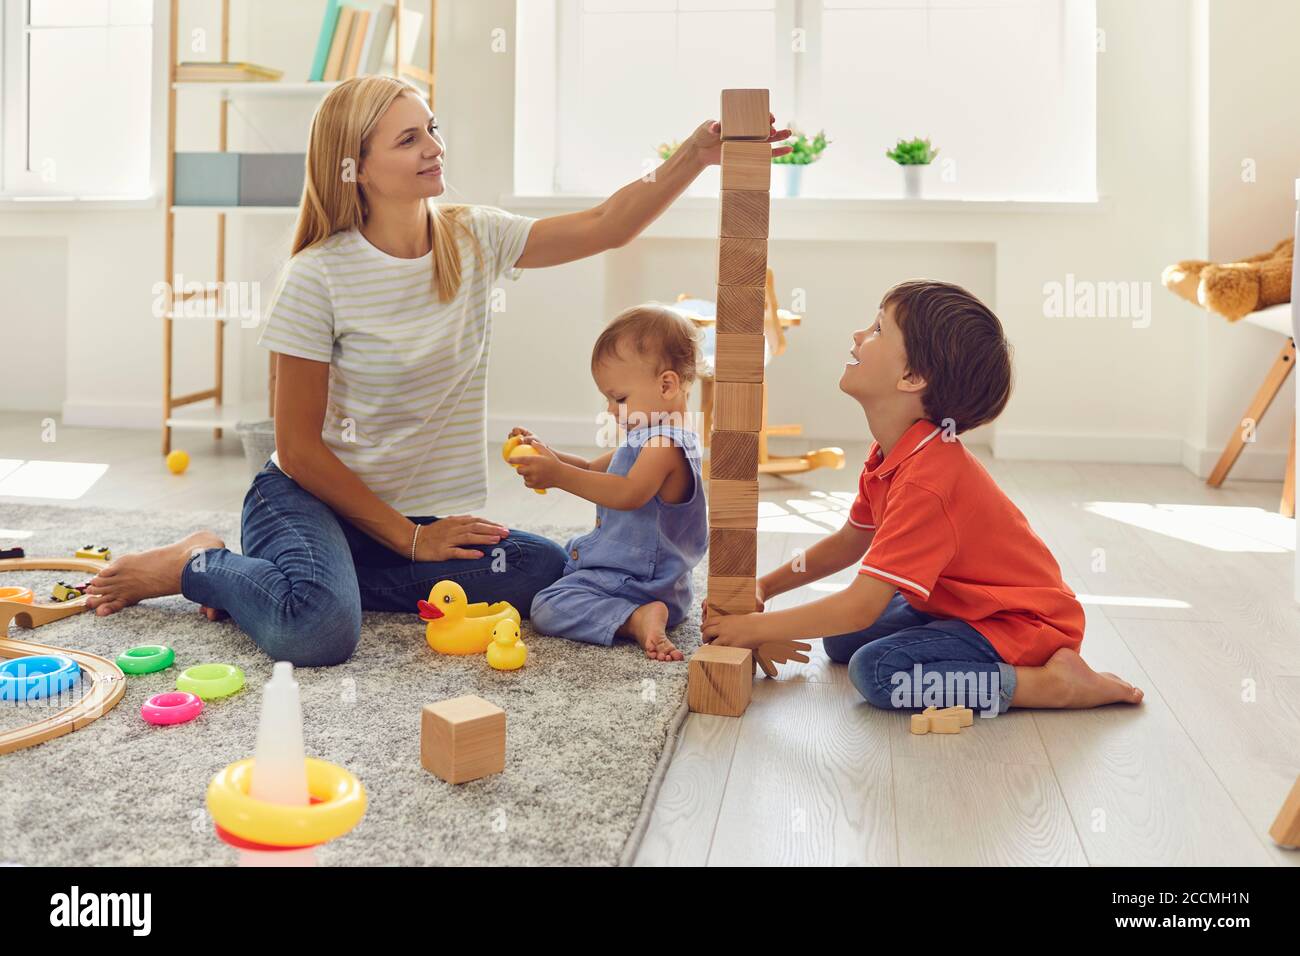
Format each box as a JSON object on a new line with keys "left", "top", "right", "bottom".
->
{"left": 690, "top": 89, "right": 771, "bottom": 719}
{"left": 705, "top": 88, "right": 770, "bottom": 627}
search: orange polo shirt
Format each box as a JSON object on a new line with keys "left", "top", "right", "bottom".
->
{"left": 849, "top": 420, "right": 1084, "bottom": 666}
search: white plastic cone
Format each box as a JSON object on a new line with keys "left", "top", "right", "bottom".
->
{"left": 242, "top": 661, "right": 314, "bottom": 867}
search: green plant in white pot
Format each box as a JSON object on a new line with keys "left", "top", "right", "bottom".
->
{"left": 885, "top": 137, "right": 939, "bottom": 198}
{"left": 772, "top": 128, "right": 828, "bottom": 197}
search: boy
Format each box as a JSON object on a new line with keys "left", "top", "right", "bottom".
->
{"left": 702, "top": 280, "right": 1143, "bottom": 716}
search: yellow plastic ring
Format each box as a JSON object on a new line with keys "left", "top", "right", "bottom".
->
{"left": 206, "top": 757, "right": 366, "bottom": 847}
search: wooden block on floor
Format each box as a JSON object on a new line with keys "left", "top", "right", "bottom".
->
{"left": 708, "top": 478, "right": 759, "bottom": 529}
{"left": 718, "top": 238, "right": 767, "bottom": 288}
{"left": 928, "top": 714, "right": 962, "bottom": 734}
{"left": 936, "top": 706, "right": 974, "bottom": 727}
{"left": 708, "top": 430, "right": 759, "bottom": 480}
{"left": 714, "top": 333, "right": 765, "bottom": 383}
{"left": 709, "top": 528, "right": 756, "bottom": 577}
{"left": 719, "top": 189, "right": 769, "bottom": 239}
{"left": 713, "top": 382, "right": 763, "bottom": 431}
{"left": 716, "top": 284, "right": 765, "bottom": 334}
{"left": 688, "top": 644, "right": 753, "bottom": 716}
{"left": 910, "top": 713, "right": 931, "bottom": 735}
{"left": 1270, "top": 775, "right": 1300, "bottom": 847}
{"left": 720, "top": 88, "right": 770, "bottom": 140}
{"left": 720, "top": 141, "right": 771, "bottom": 191}
{"left": 706, "top": 574, "right": 758, "bottom": 615}
{"left": 420, "top": 694, "right": 505, "bottom": 784}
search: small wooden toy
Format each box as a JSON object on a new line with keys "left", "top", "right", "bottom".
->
{"left": 51, "top": 581, "right": 85, "bottom": 602}
{"left": 688, "top": 644, "right": 753, "bottom": 717}
{"left": 166, "top": 449, "right": 189, "bottom": 475}
{"left": 485, "top": 620, "right": 527, "bottom": 671}
{"left": 75, "top": 545, "right": 110, "bottom": 561}
{"left": 417, "top": 579, "right": 520, "bottom": 656}
{"left": 421, "top": 695, "right": 506, "bottom": 784}
{"left": 909, "top": 706, "right": 975, "bottom": 735}
{"left": 1269, "top": 775, "right": 1300, "bottom": 848}
{"left": 1, "top": 556, "right": 127, "bottom": 755}
{"left": 719, "top": 88, "right": 771, "bottom": 140}
{"left": 501, "top": 435, "right": 547, "bottom": 495}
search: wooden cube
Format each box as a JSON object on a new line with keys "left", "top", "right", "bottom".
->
{"left": 706, "top": 574, "right": 759, "bottom": 616}
{"left": 708, "top": 478, "right": 759, "bottom": 529}
{"left": 713, "top": 382, "right": 764, "bottom": 431}
{"left": 708, "top": 430, "right": 759, "bottom": 480}
{"left": 688, "top": 644, "right": 753, "bottom": 716}
{"left": 717, "top": 238, "right": 767, "bottom": 288}
{"left": 714, "top": 333, "right": 765, "bottom": 384}
{"left": 720, "top": 88, "right": 770, "bottom": 140}
{"left": 720, "top": 141, "right": 771, "bottom": 191}
{"left": 420, "top": 695, "right": 505, "bottom": 784}
{"left": 716, "top": 284, "right": 765, "bottom": 335}
{"left": 709, "top": 528, "right": 756, "bottom": 577}
{"left": 1269, "top": 776, "right": 1300, "bottom": 847}
{"left": 719, "top": 189, "right": 769, "bottom": 239}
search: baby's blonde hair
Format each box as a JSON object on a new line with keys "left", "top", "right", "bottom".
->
{"left": 591, "top": 305, "right": 700, "bottom": 386}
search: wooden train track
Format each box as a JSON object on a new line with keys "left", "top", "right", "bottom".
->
{"left": 0, "top": 557, "right": 127, "bottom": 755}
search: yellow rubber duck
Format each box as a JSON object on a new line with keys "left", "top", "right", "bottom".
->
{"left": 502, "top": 435, "right": 546, "bottom": 495}
{"left": 417, "top": 580, "right": 520, "bottom": 656}
{"left": 485, "top": 620, "right": 528, "bottom": 671}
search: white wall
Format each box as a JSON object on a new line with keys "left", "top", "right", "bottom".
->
{"left": 0, "top": 0, "right": 1293, "bottom": 487}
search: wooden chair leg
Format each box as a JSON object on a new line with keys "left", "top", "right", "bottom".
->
{"left": 1282, "top": 417, "right": 1295, "bottom": 519}
{"left": 1207, "top": 338, "right": 1295, "bottom": 488}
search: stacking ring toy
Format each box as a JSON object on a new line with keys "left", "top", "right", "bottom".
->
{"left": 0, "top": 655, "right": 80, "bottom": 702}
{"left": 117, "top": 644, "right": 175, "bottom": 675}
{"left": 141, "top": 691, "right": 203, "bottom": 725}
{"left": 206, "top": 758, "right": 367, "bottom": 848}
{"left": 0, "top": 586, "right": 33, "bottom": 604}
{"left": 177, "top": 663, "right": 244, "bottom": 700}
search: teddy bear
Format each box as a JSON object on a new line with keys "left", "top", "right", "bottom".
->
{"left": 1162, "top": 237, "right": 1292, "bottom": 321}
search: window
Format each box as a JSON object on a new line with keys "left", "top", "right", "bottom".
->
{"left": 1, "top": 0, "right": 155, "bottom": 199}
{"left": 517, "top": 0, "right": 1097, "bottom": 201}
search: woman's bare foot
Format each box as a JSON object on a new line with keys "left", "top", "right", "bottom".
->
{"left": 199, "top": 606, "right": 229, "bottom": 622}
{"left": 1011, "top": 647, "right": 1144, "bottom": 709}
{"left": 83, "top": 530, "right": 225, "bottom": 616}
{"left": 616, "top": 601, "right": 683, "bottom": 662}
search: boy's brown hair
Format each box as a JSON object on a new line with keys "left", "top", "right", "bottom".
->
{"left": 591, "top": 304, "right": 701, "bottom": 387}
{"left": 882, "top": 280, "right": 1013, "bottom": 434}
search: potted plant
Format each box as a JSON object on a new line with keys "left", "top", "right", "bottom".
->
{"left": 885, "top": 137, "right": 939, "bottom": 198}
{"left": 772, "top": 128, "right": 828, "bottom": 197}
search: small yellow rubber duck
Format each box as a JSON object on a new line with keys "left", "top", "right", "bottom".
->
{"left": 417, "top": 580, "right": 520, "bottom": 656}
{"left": 485, "top": 620, "right": 528, "bottom": 671}
{"left": 502, "top": 435, "right": 546, "bottom": 495}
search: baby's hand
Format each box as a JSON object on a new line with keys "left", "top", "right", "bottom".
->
{"left": 508, "top": 426, "right": 537, "bottom": 442}
{"left": 509, "top": 440, "right": 563, "bottom": 490}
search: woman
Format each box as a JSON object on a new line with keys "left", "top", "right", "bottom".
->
{"left": 85, "top": 75, "right": 788, "bottom": 666}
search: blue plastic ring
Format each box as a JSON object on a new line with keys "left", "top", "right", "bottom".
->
{"left": 0, "top": 655, "right": 81, "bottom": 702}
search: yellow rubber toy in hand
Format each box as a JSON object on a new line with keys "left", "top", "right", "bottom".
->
{"left": 502, "top": 435, "right": 547, "bottom": 495}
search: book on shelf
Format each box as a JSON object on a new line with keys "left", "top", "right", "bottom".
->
{"left": 176, "top": 61, "right": 284, "bottom": 83}
{"left": 308, "top": 0, "right": 343, "bottom": 81}
{"left": 314, "top": 2, "right": 423, "bottom": 83}
{"left": 342, "top": 9, "right": 372, "bottom": 79}
{"left": 322, "top": 5, "right": 356, "bottom": 81}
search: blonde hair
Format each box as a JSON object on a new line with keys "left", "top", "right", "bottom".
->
{"left": 292, "top": 75, "right": 479, "bottom": 303}
{"left": 591, "top": 305, "right": 701, "bottom": 386}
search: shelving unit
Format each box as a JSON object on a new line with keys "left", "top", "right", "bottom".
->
{"left": 161, "top": 0, "right": 437, "bottom": 454}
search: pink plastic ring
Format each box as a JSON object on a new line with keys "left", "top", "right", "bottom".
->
{"left": 141, "top": 691, "right": 204, "bottom": 726}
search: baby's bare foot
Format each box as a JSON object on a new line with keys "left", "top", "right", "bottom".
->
{"left": 618, "top": 601, "right": 683, "bottom": 662}
{"left": 84, "top": 530, "right": 224, "bottom": 616}
{"left": 1012, "top": 648, "right": 1144, "bottom": 709}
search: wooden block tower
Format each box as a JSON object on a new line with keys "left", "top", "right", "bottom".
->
{"left": 706, "top": 88, "right": 770, "bottom": 624}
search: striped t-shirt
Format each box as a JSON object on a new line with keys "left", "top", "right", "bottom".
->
{"left": 257, "top": 204, "right": 536, "bottom": 516}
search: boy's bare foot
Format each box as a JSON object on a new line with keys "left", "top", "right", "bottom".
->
{"left": 1011, "top": 647, "right": 1144, "bottom": 709}
{"left": 617, "top": 601, "right": 683, "bottom": 662}
{"left": 83, "top": 530, "right": 225, "bottom": 617}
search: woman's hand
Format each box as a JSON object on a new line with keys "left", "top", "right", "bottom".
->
{"left": 414, "top": 515, "right": 509, "bottom": 562}
{"left": 507, "top": 426, "right": 537, "bottom": 443}
{"left": 682, "top": 114, "right": 794, "bottom": 168}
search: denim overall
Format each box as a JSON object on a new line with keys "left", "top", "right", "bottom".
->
{"left": 530, "top": 424, "right": 708, "bottom": 645}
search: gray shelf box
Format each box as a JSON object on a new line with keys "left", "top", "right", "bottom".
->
{"left": 239, "top": 153, "right": 306, "bottom": 206}
{"left": 174, "top": 152, "right": 241, "bottom": 206}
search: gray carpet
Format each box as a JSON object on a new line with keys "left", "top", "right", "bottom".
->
{"left": 0, "top": 504, "right": 701, "bottom": 866}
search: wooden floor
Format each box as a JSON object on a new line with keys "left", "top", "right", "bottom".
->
{"left": 2, "top": 411, "right": 1298, "bottom": 866}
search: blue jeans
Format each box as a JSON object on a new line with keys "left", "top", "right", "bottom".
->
{"left": 823, "top": 593, "right": 1016, "bottom": 716}
{"left": 179, "top": 461, "right": 567, "bottom": 667}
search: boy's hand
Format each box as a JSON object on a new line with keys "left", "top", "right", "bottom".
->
{"left": 507, "top": 426, "right": 537, "bottom": 442}
{"left": 509, "top": 439, "right": 563, "bottom": 490}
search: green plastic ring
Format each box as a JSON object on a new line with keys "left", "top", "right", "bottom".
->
{"left": 116, "top": 644, "right": 175, "bottom": 675}
{"left": 177, "top": 663, "right": 245, "bottom": 700}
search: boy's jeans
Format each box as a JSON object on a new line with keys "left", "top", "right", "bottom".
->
{"left": 823, "top": 593, "right": 1016, "bottom": 715}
